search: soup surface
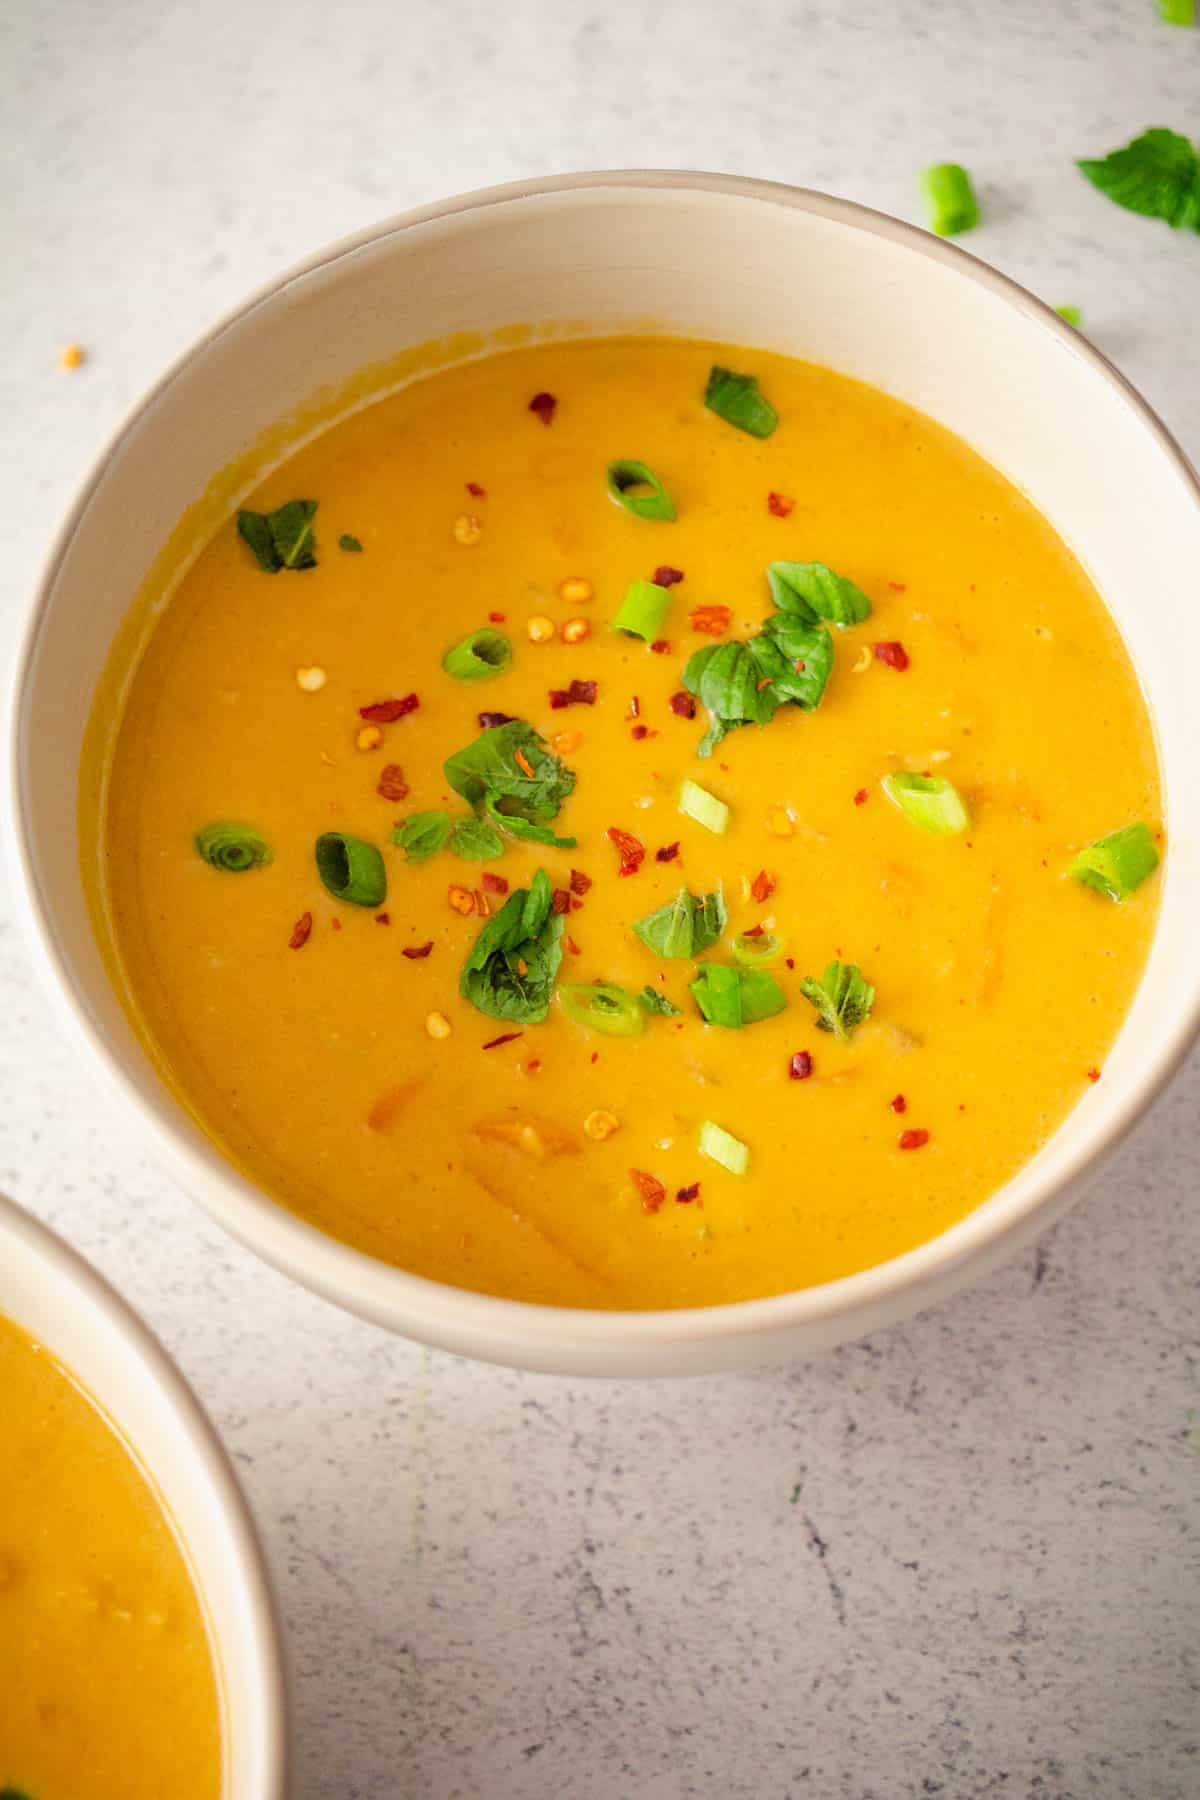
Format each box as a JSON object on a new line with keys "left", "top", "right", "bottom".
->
{"left": 90, "top": 338, "right": 1161, "bottom": 1309}
{"left": 0, "top": 1313, "right": 221, "bottom": 1798}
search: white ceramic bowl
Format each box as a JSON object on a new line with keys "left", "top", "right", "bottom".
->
{"left": 0, "top": 1193, "right": 288, "bottom": 1796}
{"left": 10, "top": 172, "right": 1200, "bottom": 1376}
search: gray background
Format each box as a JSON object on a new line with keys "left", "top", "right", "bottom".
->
{"left": 3, "top": 2, "right": 1198, "bottom": 1796}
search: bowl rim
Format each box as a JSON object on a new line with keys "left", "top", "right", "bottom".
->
{"left": 0, "top": 1190, "right": 289, "bottom": 1793}
{"left": 10, "top": 167, "right": 1200, "bottom": 1359}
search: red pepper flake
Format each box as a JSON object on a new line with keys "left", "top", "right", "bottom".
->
{"left": 483, "top": 1031, "right": 524, "bottom": 1050}
{"left": 767, "top": 491, "right": 795, "bottom": 518}
{"left": 466, "top": 481, "right": 487, "bottom": 497}
{"left": 1086, "top": 1066, "right": 1101, "bottom": 1083}
{"left": 526, "top": 1058, "right": 541, "bottom": 1074}
{"left": 887, "top": 579, "right": 907, "bottom": 592}
{"left": 565, "top": 935, "right": 581, "bottom": 955}
{"left": 669, "top": 691, "right": 697, "bottom": 720}
{"left": 375, "top": 912, "right": 391, "bottom": 926}
{"left": 890, "top": 1094, "right": 907, "bottom": 1114}
{"left": 402, "top": 940, "right": 434, "bottom": 959}
{"left": 289, "top": 911, "right": 313, "bottom": 950}
{"left": 853, "top": 787, "right": 869, "bottom": 807}
{"left": 743, "top": 923, "right": 765, "bottom": 939}
{"left": 785, "top": 956, "right": 795, "bottom": 970}
{"left": 482, "top": 872, "right": 509, "bottom": 895}
{"left": 514, "top": 748, "right": 536, "bottom": 778}
{"left": 376, "top": 763, "right": 410, "bottom": 801}
{"left": 590, "top": 1050, "right": 599, "bottom": 1063}
{"left": 750, "top": 869, "right": 776, "bottom": 903}
{"left": 359, "top": 693, "right": 419, "bottom": 723}
{"left": 569, "top": 868, "right": 592, "bottom": 896}
{"left": 331, "top": 917, "right": 342, "bottom": 932}
{"left": 528, "top": 391, "right": 556, "bottom": 426}
{"left": 690, "top": 604, "right": 733, "bottom": 638}
{"left": 488, "top": 610, "right": 506, "bottom": 623}
{"left": 630, "top": 1169, "right": 667, "bottom": 1214}
{"left": 873, "top": 641, "right": 910, "bottom": 672}
{"left": 478, "top": 711, "right": 515, "bottom": 730}
{"left": 756, "top": 677, "right": 773, "bottom": 692}
{"left": 793, "top": 659, "right": 806, "bottom": 674}
{"left": 607, "top": 826, "right": 646, "bottom": 878}
{"left": 653, "top": 565, "right": 685, "bottom": 587}
{"left": 650, "top": 639, "right": 672, "bottom": 654}
{"left": 631, "top": 724, "right": 649, "bottom": 741}
{"left": 548, "top": 689, "right": 569, "bottom": 710}
{"left": 675, "top": 1182, "right": 701, "bottom": 1204}
{"left": 789, "top": 1050, "right": 813, "bottom": 1081}
{"left": 551, "top": 887, "right": 571, "bottom": 915}
{"left": 655, "top": 842, "right": 680, "bottom": 863}
{"left": 898, "top": 1128, "right": 930, "bottom": 1151}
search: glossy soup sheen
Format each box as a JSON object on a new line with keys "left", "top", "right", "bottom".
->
{"left": 93, "top": 339, "right": 1161, "bottom": 1309}
{"left": 0, "top": 1314, "right": 221, "bottom": 1798}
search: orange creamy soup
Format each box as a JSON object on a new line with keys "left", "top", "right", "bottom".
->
{"left": 0, "top": 1314, "right": 221, "bottom": 1798}
{"left": 87, "top": 339, "right": 1162, "bottom": 1309}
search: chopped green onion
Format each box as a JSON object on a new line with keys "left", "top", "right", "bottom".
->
{"left": 678, "top": 778, "right": 729, "bottom": 835}
{"left": 237, "top": 499, "right": 318, "bottom": 571}
{"left": 338, "top": 533, "right": 363, "bottom": 553}
{"left": 1068, "top": 822, "right": 1160, "bottom": 901}
{"left": 698, "top": 1119, "right": 750, "bottom": 1176}
{"left": 392, "top": 811, "right": 452, "bottom": 864}
{"left": 799, "top": 961, "right": 875, "bottom": 1040}
{"left": 638, "top": 986, "right": 682, "bottom": 1016}
{"left": 703, "top": 367, "right": 778, "bottom": 438}
{"left": 1055, "top": 304, "right": 1083, "bottom": 329}
{"left": 442, "top": 627, "right": 513, "bottom": 681}
{"left": 690, "top": 963, "right": 786, "bottom": 1029}
{"left": 731, "top": 929, "right": 785, "bottom": 966}
{"left": 882, "top": 771, "right": 970, "bottom": 836}
{"left": 606, "top": 459, "right": 676, "bottom": 522}
{"left": 194, "top": 821, "right": 273, "bottom": 872}
{"left": 1159, "top": 0, "right": 1194, "bottom": 22}
{"left": 919, "top": 163, "right": 980, "bottom": 236}
{"left": 613, "top": 579, "right": 674, "bottom": 641}
{"left": 315, "top": 832, "right": 387, "bottom": 907}
{"left": 559, "top": 982, "right": 646, "bottom": 1036}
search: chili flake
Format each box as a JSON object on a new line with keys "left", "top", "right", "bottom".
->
{"left": 528, "top": 391, "right": 556, "bottom": 426}
{"left": 466, "top": 481, "right": 487, "bottom": 497}
{"left": 890, "top": 1094, "right": 907, "bottom": 1113}
{"left": 873, "top": 641, "right": 910, "bottom": 672}
{"left": 482, "top": 872, "right": 509, "bottom": 895}
{"left": 488, "top": 610, "right": 506, "bottom": 623}
{"left": 650, "top": 639, "right": 672, "bottom": 654}
{"left": 402, "top": 941, "right": 434, "bottom": 959}
{"left": 375, "top": 912, "right": 391, "bottom": 926}
{"left": 1086, "top": 1067, "right": 1101, "bottom": 1083}
{"left": 565, "top": 935, "right": 581, "bottom": 955}
{"left": 483, "top": 1032, "right": 524, "bottom": 1050}
{"left": 551, "top": 888, "right": 571, "bottom": 915}
{"left": 675, "top": 1182, "right": 701, "bottom": 1204}
{"left": 690, "top": 604, "right": 733, "bottom": 638}
{"left": 569, "top": 869, "right": 592, "bottom": 896}
{"left": 653, "top": 565, "right": 685, "bottom": 587}
{"left": 669, "top": 691, "right": 697, "bottom": 720}
{"left": 289, "top": 912, "right": 313, "bottom": 950}
{"left": 550, "top": 679, "right": 598, "bottom": 710}
{"left": 631, "top": 724, "right": 649, "bottom": 741}
{"left": 898, "top": 1128, "right": 929, "bottom": 1151}
{"left": 514, "top": 748, "right": 536, "bottom": 778}
{"left": 376, "top": 763, "right": 410, "bottom": 801}
{"left": 607, "top": 826, "right": 646, "bottom": 878}
{"left": 656, "top": 842, "right": 680, "bottom": 863}
{"left": 853, "top": 787, "right": 869, "bottom": 807}
{"left": 887, "top": 580, "right": 907, "bottom": 592}
{"left": 750, "top": 869, "right": 776, "bottom": 903}
{"left": 767, "top": 491, "right": 795, "bottom": 518}
{"left": 360, "top": 693, "right": 419, "bottom": 723}
{"left": 630, "top": 1169, "right": 667, "bottom": 1214}
{"left": 478, "top": 711, "right": 515, "bottom": 730}
{"left": 789, "top": 1050, "right": 813, "bottom": 1081}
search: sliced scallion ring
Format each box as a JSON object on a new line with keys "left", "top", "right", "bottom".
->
{"left": 194, "top": 821, "right": 273, "bottom": 872}
{"left": 442, "top": 627, "right": 513, "bottom": 681}
{"left": 606, "top": 459, "right": 675, "bottom": 522}
{"left": 315, "top": 832, "right": 387, "bottom": 907}
{"left": 731, "top": 929, "right": 785, "bottom": 967}
{"left": 882, "top": 771, "right": 970, "bottom": 836}
{"left": 558, "top": 982, "right": 645, "bottom": 1036}
{"left": 613, "top": 579, "right": 674, "bottom": 640}
{"left": 1067, "top": 822, "right": 1159, "bottom": 901}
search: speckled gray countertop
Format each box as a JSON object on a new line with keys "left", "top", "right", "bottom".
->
{"left": 3, "top": 3, "right": 1199, "bottom": 1795}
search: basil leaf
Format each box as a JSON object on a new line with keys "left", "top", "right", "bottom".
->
{"left": 460, "top": 868, "right": 563, "bottom": 1023}
{"left": 689, "top": 963, "right": 787, "bottom": 1029}
{"left": 445, "top": 719, "right": 575, "bottom": 825}
{"left": 484, "top": 794, "right": 576, "bottom": 850}
{"left": 392, "top": 810, "right": 451, "bottom": 864}
{"left": 638, "top": 985, "right": 682, "bottom": 1016}
{"left": 767, "top": 561, "right": 872, "bottom": 628}
{"left": 683, "top": 615, "right": 833, "bottom": 758}
{"left": 448, "top": 817, "right": 505, "bottom": 861}
{"left": 704, "top": 366, "right": 778, "bottom": 437}
{"left": 632, "top": 888, "right": 727, "bottom": 959}
{"left": 1078, "top": 128, "right": 1200, "bottom": 232}
{"left": 799, "top": 961, "right": 875, "bottom": 1040}
{"left": 237, "top": 499, "right": 319, "bottom": 572}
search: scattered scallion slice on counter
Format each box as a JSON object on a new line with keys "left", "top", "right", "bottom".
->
{"left": 237, "top": 499, "right": 318, "bottom": 571}
{"left": 730, "top": 929, "right": 785, "bottom": 966}
{"left": 315, "top": 832, "right": 387, "bottom": 907}
{"left": 442, "top": 627, "right": 513, "bottom": 681}
{"left": 638, "top": 986, "right": 682, "bottom": 1016}
{"left": 606, "top": 459, "right": 676, "bottom": 521}
{"left": 449, "top": 817, "right": 505, "bottom": 860}
{"left": 194, "top": 821, "right": 273, "bottom": 872}
{"left": 1067, "top": 822, "right": 1160, "bottom": 901}
{"left": 703, "top": 366, "right": 778, "bottom": 438}
{"left": 1055, "top": 304, "right": 1083, "bottom": 328}
{"left": 699, "top": 1119, "right": 750, "bottom": 1175}
{"left": 338, "top": 533, "right": 363, "bottom": 553}
{"left": 559, "top": 983, "right": 646, "bottom": 1036}
{"left": 392, "top": 811, "right": 452, "bottom": 864}
{"left": 614, "top": 578, "right": 675, "bottom": 640}
{"left": 919, "top": 163, "right": 980, "bottom": 236}
{"left": 690, "top": 963, "right": 787, "bottom": 1029}
{"left": 1077, "top": 129, "right": 1200, "bottom": 232}
{"left": 678, "top": 779, "right": 729, "bottom": 834}
{"left": 767, "top": 561, "right": 872, "bottom": 627}
{"left": 459, "top": 868, "right": 563, "bottom": 1023}
{"left": 882, "top": 771, "right": 970, "bottom": 836}
{"left": 799, "top": 961, "right": 875, "bottom": 1040}
{"left": 1159, "top": 0, "right": 1194, "bottom": 22}
{"left": 633, "top": 888, "right": 727, "bottom": 959}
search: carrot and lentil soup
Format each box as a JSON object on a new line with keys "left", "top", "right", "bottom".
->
{"left": 89, "top": 339, "right": 1162, "bottom": 1309}
{"left": 0, "top": 1315, "right": 221, "bottom": 1798}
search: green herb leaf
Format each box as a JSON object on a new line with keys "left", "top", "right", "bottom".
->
{"left": 392, "top": 810, "right": 452, "bottom": 864}
{"left": 632, "top": 887, "right": 727, "bottom": 959}
{"left": 689, "top": 963, "right": 787, "bottom": 1029}
{"left": 460, "top": 867, "right": 563, "bottom": 1023}
{"left": 683, "top": 612, "right": 834, "bottom": 756}
{"left": 445, "top": 719, "right": 575, "bottom": 827}
{"left": 606, "top": 459, "right": 676, "bottom": 521}
{"left": 1068, "top": 822, "right": 1160, "bottom": 901}
{"left": 799, "top": 961, "right": 875, "bottom": 1040}
{"left": 559, "top": 982, "right": 646, "bottom": 1036}
{"left": 614, "top": 578, "right": 674, "bottom": 640}
{"left": 919, "top": 163, "right": 980, "bottom": 236}
{"left": 704, "top": 366, "right": 778, "bottom": 438}
{"left": 638, "top": 985, "right": 682, "bottom": 1016}
{"left": 483, "top": 793, "right": 576, "bottom": 850}
{"left": 237, "top": 499, "right": 319, "bottom": 571}
{"left": 767, "top": 560, "right": 872, "bottom": 628}
{"left": 315, "top": 832, "right": 387, "bottom": 907}
{"left": 338, "top": 533, "right": 363, "bottom": 553}
{"left": 448, "top": 817, "right": 505, "bottom": 861}
{"left": 1078, "top": 128, "right": 1200, "bottom": 231}
{"left": 442, "top": 627, "right": 513, "bottom": 681}
{"left": 882, "top": 771, "right": 970, "bottom": 836}
{"left": 194, "top": 821, "right": 273, "bottom": 872}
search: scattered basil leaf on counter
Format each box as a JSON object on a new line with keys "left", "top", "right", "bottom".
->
{"left": 1078, "top": 128, "right": 1200, "bottom": 232}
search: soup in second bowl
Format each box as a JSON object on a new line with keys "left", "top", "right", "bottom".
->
{"left": 87, "top": 337, "right": 1161, "bottom": 1309}
{"left": 0, "top": 1314, "right": 221, "bottom": 1799}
